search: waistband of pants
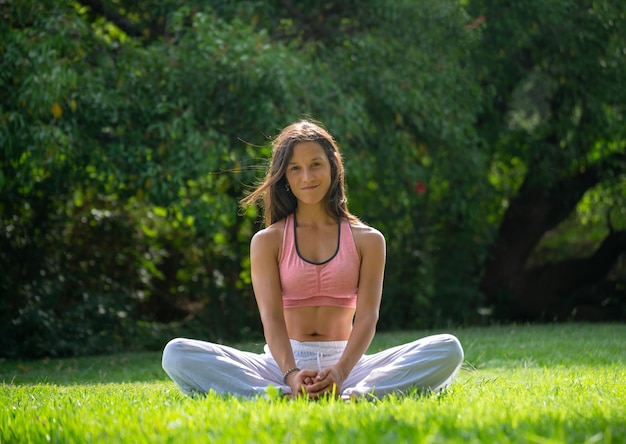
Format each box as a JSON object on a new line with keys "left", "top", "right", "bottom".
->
{"left": 262, "top": 340, "right": 348, "bottom": 362}
{"left": 289, "top": 339, "right": 348, "bottom": 354}
{"left": 289, "top": 339, "right": 348, "bottom": 372}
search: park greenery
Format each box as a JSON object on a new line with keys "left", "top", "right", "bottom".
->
{"left": 1, "top": 324, "right": 625, "bottom": 442}
{"left": 1, "top": 0, "right": 625, "bottom": 358}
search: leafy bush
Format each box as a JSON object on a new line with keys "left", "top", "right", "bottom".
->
{"left": 1, "top": 0, "right": 624, "bottom": 358}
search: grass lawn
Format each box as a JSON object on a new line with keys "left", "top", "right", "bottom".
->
{"left": 1, "top": 323, "right": 624, "bottom": 443}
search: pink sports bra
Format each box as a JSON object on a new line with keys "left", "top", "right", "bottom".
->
{"left": 279, "top": 213, "right": 359, "bottom": 308}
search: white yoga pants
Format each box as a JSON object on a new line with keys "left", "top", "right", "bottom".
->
{"left": 162, "top": 334, "right": 464, "bottom": 398}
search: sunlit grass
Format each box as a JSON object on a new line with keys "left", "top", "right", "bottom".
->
{"left": 1, "top": 324, "right": 625, "bottom": 443}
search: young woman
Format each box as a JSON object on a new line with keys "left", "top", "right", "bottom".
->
{"left": 162, "top": 120, "right": 463, "bottom": 399}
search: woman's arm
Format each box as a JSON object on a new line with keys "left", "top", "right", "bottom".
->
{"left": 250, "top": 226, "right": 315, "bottom": 394}
{"left": 307, "top": 225, "right": 386, "bottom": 397}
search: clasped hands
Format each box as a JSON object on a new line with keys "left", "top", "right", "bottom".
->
{"left": 287, "top": 366, "right": 344, "bottom": 399}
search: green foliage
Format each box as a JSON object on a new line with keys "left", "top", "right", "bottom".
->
{"left": 1, "top": 0, "right": 312, "bottom": 356}
{"left": 467, "top": 0, "right": 626, "bottom": 318}
{"left": 1, "top": 0, "right": 484, "bottom": 358}
{"left": 1, "top": 0, "right": 625, "bottom": 357}
{"left": 468, "top": 0, "right": 626, "bottom": 193}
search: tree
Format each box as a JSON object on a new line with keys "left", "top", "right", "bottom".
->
{"left": 1, "top": 0, "right": 484, "bottom": 357}
{"left": 3, "top": 0, "right": 623, "bottom": 358}
{"left": 0, "top": 0, "right": 334, "bottom": 356}
{"left": 467, "top": 0, "right": 626, "bottom": 320}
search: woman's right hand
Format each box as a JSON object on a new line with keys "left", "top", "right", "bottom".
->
{"left": 287, "top": 369, "right": 318, "bottom": 397}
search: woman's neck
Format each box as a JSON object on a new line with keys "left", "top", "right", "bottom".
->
{"left": 294, "top": 205, "right": 335, "bottom": 227}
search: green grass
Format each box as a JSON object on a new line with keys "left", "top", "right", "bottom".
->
{"left": 1, "top": 323, "right": 625, "bottom": 443}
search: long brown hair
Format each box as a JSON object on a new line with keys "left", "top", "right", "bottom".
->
{"left": 241, "top": 119, "right": 359, "bottom": 227}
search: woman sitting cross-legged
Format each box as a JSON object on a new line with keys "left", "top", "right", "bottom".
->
{"left": 162, "top": 119, "right": 464, "bottom": 399}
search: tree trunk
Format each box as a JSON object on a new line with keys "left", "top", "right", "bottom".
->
{"left": 480, "top": 152, "right": 626, "bottom": 320}
{"left": 510, "top": 229, "right": 626, "bottom": 319}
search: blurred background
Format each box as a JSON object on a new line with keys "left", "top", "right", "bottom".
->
{"left": 1, "top": 0, "right": 624, "bottom": 359}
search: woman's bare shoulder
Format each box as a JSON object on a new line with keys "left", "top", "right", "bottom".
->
{"left": 250, "top": 219, "right": 285, "bottom": 252}
{"left": 349, "top": 220, "right": 385, "bottom": 246}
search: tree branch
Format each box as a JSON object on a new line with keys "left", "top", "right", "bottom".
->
{"left": 512, "top": 229, "right": 626, "bottom": 319}
{"left": 481, "top": 150, "right": 626, "bottom": 300}
{"left": 78, "top": 0, "right": 144, "bottom": 38}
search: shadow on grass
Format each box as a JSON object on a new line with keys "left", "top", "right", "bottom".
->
{"left": 0, "top": 339, "right": 268, "bottom": 386}
{"left": 0, "top": 351, "right": 170, "bottom": 386}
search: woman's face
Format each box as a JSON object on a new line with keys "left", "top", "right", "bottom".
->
{"left": 284, "top": 141, "right": 332, "bottom": 207}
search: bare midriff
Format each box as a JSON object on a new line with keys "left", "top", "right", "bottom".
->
{"left": 284, "top": 306, "right": 355, "bottom": 341}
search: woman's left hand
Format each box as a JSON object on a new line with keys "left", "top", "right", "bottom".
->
{"left": 305, "top": 366, "right": 344, "bottom": 398}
